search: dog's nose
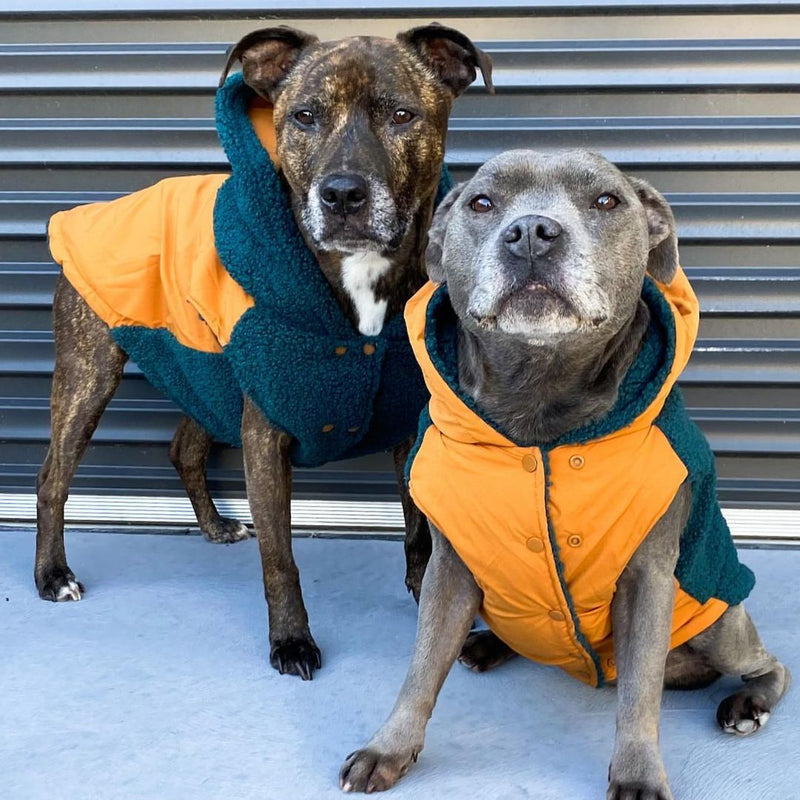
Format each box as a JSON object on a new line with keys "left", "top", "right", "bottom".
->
{"left": 319, "top": 174, "right": 369, "bottom": 216}
{"left": 502, "top": 215, "right": 562, "bottom": 258}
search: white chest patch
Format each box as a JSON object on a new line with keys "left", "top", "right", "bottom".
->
{"left": 340, "top": 251, "right": 392, "bottom": 336}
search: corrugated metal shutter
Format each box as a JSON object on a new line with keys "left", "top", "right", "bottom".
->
{"left": 1, "top": 3, "right": 799, "bottom": 531}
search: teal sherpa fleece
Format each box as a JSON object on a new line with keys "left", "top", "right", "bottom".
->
{"left": 112, "top": 73, "right": 452, "bottom": 467}
{"left": 407, "top": 278, "right": 755, "bottom": 611}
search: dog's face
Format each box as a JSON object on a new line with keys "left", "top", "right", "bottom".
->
{"left": 221, "top": 25, "right": 492, "bottom": 256}
{"left": 426, "top": 150, "right": 679, "bottom": 346}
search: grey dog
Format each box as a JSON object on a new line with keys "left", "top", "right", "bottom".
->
{"left": 34, "top": 24, "right": 491, "bottom": 681}
{"left": 339, "top": 150, "right": 790, "bottom": 798}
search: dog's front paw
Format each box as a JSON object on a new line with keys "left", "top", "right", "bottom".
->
{"left": 269, "top": 635, "right": 321, "bottom": 680}
{"left": 35, "top": 567, "right": 84, "bottom": 602}
{"left": 717, "top": 691, "right": 772, "bottom": 736}
{"left": 339, "top": 746, "right": 418, "bottom": 793}
{"left": 608, "top": 742, "right": 673, "bottom": 800}
{"left": 200, "top": 516, "right": 252, "bottom": 544}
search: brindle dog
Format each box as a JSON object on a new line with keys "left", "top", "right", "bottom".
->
{"left": 34, "top": 25, "right": 493, "bottom": 681}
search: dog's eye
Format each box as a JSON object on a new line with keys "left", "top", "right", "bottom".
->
{"left": 593, "top": 193, "right": 620, "bottom": 210}
{"left": 469, "top": 195, "right": 494, "bottom": 213}
{"left": 294, "top": 110, "right": 316, "bottom": 127}
{"left": 391, "top": 109, "right": 415, "bottom": 125}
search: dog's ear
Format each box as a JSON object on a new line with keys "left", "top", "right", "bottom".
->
{"left": 219, "top": 26, "right": 319, "bottom": 101}
{"left": 626, "top": 176, "right": 679, "bottom": 284}
{"left": 425, "top": 182, "right": 468, "bottom": 283}
{"left": 398, "top": 24, "right": 494, "bottom": 97}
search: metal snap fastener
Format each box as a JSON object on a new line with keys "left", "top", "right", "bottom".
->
{"left": 569, "top": 454, "right": 585, "bottom": 469}
{"left": 321, "top": 424, "right": 334, "bottom": 433}
{"left": 362, "top": 343, "right": 376, "bottom": 355}
{"left": 521, "top": 453, "right": 538, "bottom": 472}
{"left": 347, "top": 425, "right": 360, "bottom": 433}
{"left": 334, "top": 346, "right": 347, "bottom": 356}
{"left": 548, "top": 609, "right": 565, "bottom": 622}
{"left": 567, "top": 534, "right": 583, "bottom": 548}
{"left": 526, "top": 537, "right": 544, "bottom": 553}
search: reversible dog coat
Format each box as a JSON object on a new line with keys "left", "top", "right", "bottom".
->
{"left": 48, "top": 74, "right": 450, "bottom": 468}
{"left": 405, "top": 268, "right": 754, "bottom": 686}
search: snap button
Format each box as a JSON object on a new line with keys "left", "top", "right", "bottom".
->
{"left": 526, "top": 537, "right": 544, "bottom": 553}
{"left": 569, "top": 454, "right": 585, "bottom": 470}
{"left": 347, "top": 425, "right": 360, "bottom": 433}
{"left": 321, "top": 424, "right": 335, "bottom": 433}
{"left": 362, "top": 343, "right": 376, "bottom": 355}
{"left": 567, "top": 534, "right": 583, "bottom": 548}
{"left": 548, "top": 610, "right": 566, "bottom": 622}
{"left": 521, "top": 453, "right": 538, "bottom": 472}
{"left": 606, "top": 657, "right": 616, "bottom": 669}
{"left": 334, "top": 346, "right": 347, "bottom": 356}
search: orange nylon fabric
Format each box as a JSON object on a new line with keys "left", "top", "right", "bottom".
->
{"left": 405, "top": 268, "right": 728, "bottom": 686}
{"left": 48, "top": 102, "right": 279, "bottom": 353}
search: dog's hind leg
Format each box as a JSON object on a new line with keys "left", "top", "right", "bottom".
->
{"left": 35, "top": 275, "right": 127, "bottom": 601}
{"left": 684, "top": 603, "right": 790, "bottom": 736}
{"left": 458, "top": 629, "right": 517, "bottom": 672}
{"left": 392, "top": 438, "right": 431, "bottom": 602}
{"left": 241, "top": 396, "right": 320, "bottom": 679}
{"left": 169, "top": 415, "right": 252, "bottom": 543}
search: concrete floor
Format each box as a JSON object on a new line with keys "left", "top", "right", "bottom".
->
{"left": 1, "top": 527, "right": 797, "bottom": 800}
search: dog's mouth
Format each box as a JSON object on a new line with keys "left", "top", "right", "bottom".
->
{"left": 303, "top": 213, "right": 405, "bottom": 254}
{"left": 482, "top": 281, "right": 578, "bottom": 329}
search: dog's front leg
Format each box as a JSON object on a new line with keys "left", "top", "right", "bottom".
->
{"left": 241, "top": 396, "right": 321, "bottom": 680}
{"left": 340, "top": 524, "right": 481, "bottom": 793}
{"left": 608, "top": 484, "right": 689, "bottom": 800}
{"left": 392, "top": 438, "right": 431, "bottom": 602}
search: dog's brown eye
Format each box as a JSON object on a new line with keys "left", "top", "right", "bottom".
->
{"left": 391, "top": 109, "right": 414, "bottom": 125}
{"left": 294, "top": 110, "right": 315, "bottom": 127}
{"left": 593, "top": 193, "right": 620, "bottom": 210}
{"left": 470, "top": 195, "right": 494, "bottom": 213}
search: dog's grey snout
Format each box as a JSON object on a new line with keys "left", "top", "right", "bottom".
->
{"left": 319, "top": 173, "right": 369, "bottom": 216}
{"left": 502, "top": 215, "right": 562, "bottom": 259}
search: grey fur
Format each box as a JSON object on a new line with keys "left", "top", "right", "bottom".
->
{"left": 340, "top": 150, "right": 789, "bottom": 795}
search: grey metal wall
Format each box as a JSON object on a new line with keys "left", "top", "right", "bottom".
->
{"left": 1, "top": 2, "right": 799, "bottom": 515}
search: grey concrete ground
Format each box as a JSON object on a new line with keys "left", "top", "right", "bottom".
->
{"left": 1, "top": 527, "right": 797, "bottom": 800}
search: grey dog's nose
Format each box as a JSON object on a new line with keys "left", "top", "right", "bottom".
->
{"left": 319, "top": 174, "right": 368, "bottom": 216}
{"left": 502, "top": 215, "right": 562, "bottom": 258}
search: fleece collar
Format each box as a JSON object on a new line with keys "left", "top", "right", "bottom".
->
{"left": 417, "top": 275, "right": 688, "bottom": 449}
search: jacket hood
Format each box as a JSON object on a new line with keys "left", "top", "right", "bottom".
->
{"left": 404, "top": 267, "right": 700, "bottom": 449}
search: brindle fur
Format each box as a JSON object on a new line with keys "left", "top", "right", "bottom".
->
{"left": 340, "top": 151, "right": 789, "bottom": 796}
{"left": 35, "top": 25, "right": 493, "bottom": 680}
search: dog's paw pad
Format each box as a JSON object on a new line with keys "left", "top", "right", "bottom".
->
{"left": 201, "top": 517, "right": 252, "bottom": 544}
{"left": 270, "top": 636, "right": 321, "bottom": 680}
{"left": 717, "top": 692, "right": 771, "bottom": 736}
{"left": 36, "top": 570, "right": 84, "bottom": 602}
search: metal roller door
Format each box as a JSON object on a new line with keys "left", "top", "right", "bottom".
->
{"left": 1, "top": 2, "right": 799, "bottom": 539}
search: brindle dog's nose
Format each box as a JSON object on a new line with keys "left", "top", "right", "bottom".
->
{"left": 319, "top": 174, "right": 369, "bottom": 216}
{"left": 503, "top": 215, "right": 562, "bottom": 258}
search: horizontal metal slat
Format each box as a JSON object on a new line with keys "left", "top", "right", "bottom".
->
{"left": 4, "top": 263, "right": 799, "bottom": 317}
{"left": 5, "top": 190, "right": 800, "bottom": 241}
{"left": 5, "top": 116, "right": 800, "bottom": 169}
{"left": 2, "top": 38, "right": 800, "bottom": 92}
{"left": 2, "top": 2, "right": 800, "bottom": 16}
{"left": 3, "top": 402, "right": 798, "bottom": 455}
